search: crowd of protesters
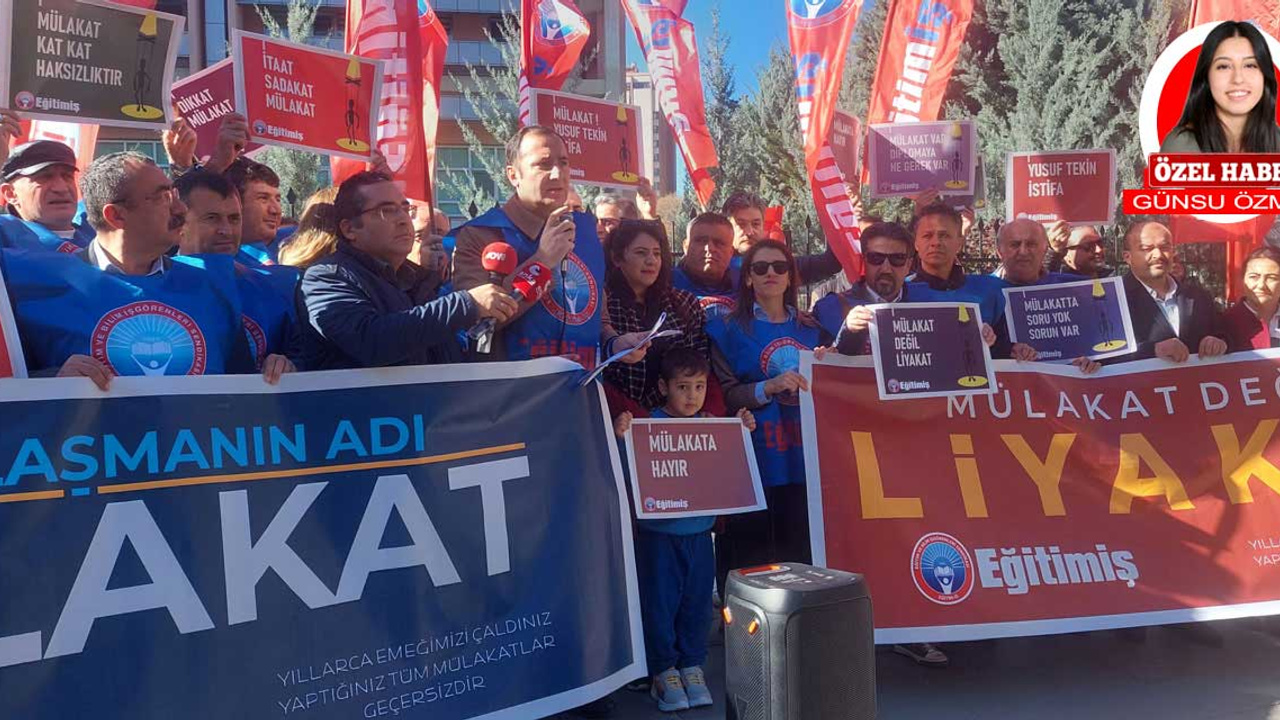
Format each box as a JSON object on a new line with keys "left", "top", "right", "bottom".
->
{"left": 3, "top": 108, "right": 1272, "bottom": 716}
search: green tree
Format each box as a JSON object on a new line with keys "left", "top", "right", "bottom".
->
{"left": 255, "top": 0, "right": 328, "bottom": 208}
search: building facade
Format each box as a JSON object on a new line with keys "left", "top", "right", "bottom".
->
{"left": 624, "top": 66, "right": 677, "bottom": 197}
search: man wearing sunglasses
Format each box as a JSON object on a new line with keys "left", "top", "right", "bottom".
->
{"left": 1058, "top": 226, "right": 1110, "bottom": 279}
{"left": 810, "top": 222, "right": 914, "bottom": 349}
{"left": 297, "top": 171, "right": 517, "bottom": 370}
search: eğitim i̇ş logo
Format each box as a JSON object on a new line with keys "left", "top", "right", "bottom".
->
{"left": 243, "top": 315, "right": 267, "bottom": 369}
{"left": 788, "top": 0, "right": 853, "bottom": 25}
{"left": 541, "top": 252, "right": 598, "bottom": 325}
{"left": 92, "top": 302, "right": 208, "bottom": 376}
{"left": 759, "top": 337, "right": 807, "bottom": 405}
{"left": 700, "top": 295, "right": 734, "bottom": 322}
{"left": 536, "top": 0, "right": 584, "bottom": 44}
{"left": 911, "top": 532, "right": 974, "bottom": 605}
{"left": 14, "top": 91, "right": 35, "bottom": 110}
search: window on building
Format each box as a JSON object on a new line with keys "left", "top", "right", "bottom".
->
{"left": 95, "top": 141, "right": 171, "bottom": 169}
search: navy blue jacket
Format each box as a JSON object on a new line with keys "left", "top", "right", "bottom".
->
{"left": 297, "top": 241, "right": 477, "bottom": 370}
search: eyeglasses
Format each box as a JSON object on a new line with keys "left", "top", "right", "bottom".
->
{"left": 359, "top": 202, "right": 413, "bottom": 222}
{"left": 865, "top": 251, "right": 910, "bottom": 267}
{"left": 749, "top": 260, "right": 790, "bottom": 276}
{"left": 117, "top": 187, "right": 175, "bottom": 207}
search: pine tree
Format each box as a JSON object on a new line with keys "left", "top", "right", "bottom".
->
{"left": 255, "top": 0, "right": 328, "bottom": 208}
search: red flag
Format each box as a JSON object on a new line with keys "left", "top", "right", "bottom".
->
{"left": 1189, "top": 0, "right": 1280, "bottom": 36}
{"left": 788, "top": 0, "right": 864, "bottom": 280}
{"left": 518, "top": 0, "right": 591, "bottom": 126}
{"left": 331, "top": 0, "right": 447, "bottom": 204}
{"left": 622, "top": 0, "right": 718, "bottom": 208}
{"left": 866, "top": 0, "right": 973, "bottom": 125}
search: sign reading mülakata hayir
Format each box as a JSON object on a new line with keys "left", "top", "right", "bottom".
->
{"left": 232, "top": 30, "right": 382, "bottom": 161}
{"left": 868, "top": 120, "right": 976, "bottom": 198}
{"left": 171, "top": 58, "right": 263, "bottom": 163}
{"left": 867, "top": 301, "right": 996, "bottom": 401}
{"left": 1004, "top": 276, "right": 1137, "bottom": 362}
{"left": 624, "top": 417, "right": 765, "bottom": 519}
{"left": 0, "top": 0, "right": 183, "bottom": 128}
{"left": 0, "top": 359, "right": 643, "bottom": 719}
{"left": 528, "top": 89, "right": 643, "bottom": 190}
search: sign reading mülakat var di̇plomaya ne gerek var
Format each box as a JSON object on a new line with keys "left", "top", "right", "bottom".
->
{"left": 528, "top": 88, "right": 644, "bottom": 190}
{"left": 867, "top": 120, "right": 977, "bottom": 199}
{"left": 0, "top": 0, "right": 183, "bottom": 129}
{"left": 232, "top": 30, "right": 382, "bottom": 161}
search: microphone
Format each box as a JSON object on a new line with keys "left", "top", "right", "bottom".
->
{"left": 481, "top": 241, "right": 519, "bottom": 284}
{"left": 467, "top": 253, "right": 554, "bottom": 354}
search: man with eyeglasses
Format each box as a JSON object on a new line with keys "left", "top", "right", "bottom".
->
{"left": 0, "top": 109, "right": 97, "bottom": 252}
{"left": 2, "top": 152, "right": 257, "bottom": 387}
{"left": 810, "top": 222, "right": 914, "bottom": 349}
{"left": 297, "top": 172, "right": 517, "bottom": 370}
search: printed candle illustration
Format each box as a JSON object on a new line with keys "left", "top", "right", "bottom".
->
{"left": 123, "top": 14, "right": 163, "bottom": 120}
{"left": 956, "top": 304, "right": 987, "bottom": 388}
{"left": 612, "top": 104, "right": 638, "bottom": 183}
{"left": 945, "top": 121, "right": 966, "bottom": 189}
{"left": 338, "top": 58, "right": 369, "bottom": 153}
{"left": 1092, "top": 279, "right": 1126, "bottom": 352}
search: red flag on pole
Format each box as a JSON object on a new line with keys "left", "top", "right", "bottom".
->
{"left": 866, "top": 0, "right": 973, "bottom": 126}
{"left": 1188, "top": 0, "right": 1280, "bottom": 36}
{"left": 518, "top": 0, "right": 591, "bottom": 127}
{"left": 788, "top": 0, "right": 864, "bottom": 279}
{"left": 331, "top": 0, "right": 447, "bottom": 204}
{"left": 622, "top": 0, "right": 719, "bottom": 208}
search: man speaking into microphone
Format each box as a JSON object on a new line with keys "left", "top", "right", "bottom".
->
{"left": 451, "top": 126, "right": 651, "bottom": 369}
{"left": 297, "top": 171, "right": 517, "bottom": 370}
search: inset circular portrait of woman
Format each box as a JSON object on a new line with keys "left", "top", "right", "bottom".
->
{"left": 1139, "top": 21, "right": 1280, "bottom": 222}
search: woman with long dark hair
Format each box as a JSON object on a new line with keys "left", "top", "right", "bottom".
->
{"left": 707, "top": 239, "right": 831, "bottom": 573}
{"left": 1223, "top": 246, "right": 1280, "bottom": 350}
{"left": 602, "top": 219, "right": 709, "bottom": 410}
{"left": 1163, "top": 21, "right": 1280, "bottom": 153}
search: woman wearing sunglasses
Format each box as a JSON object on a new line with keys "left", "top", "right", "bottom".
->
{"left": 707, "top": 240, "right": 832, "bottom": 574}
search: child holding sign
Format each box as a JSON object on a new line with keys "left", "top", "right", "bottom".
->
{"left": 614, "top": 348, "right": 755, "bottom": 713}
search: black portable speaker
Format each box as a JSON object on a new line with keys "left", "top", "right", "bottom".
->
{"left": 724, "top": 563, "right": 875, "bottom": 720}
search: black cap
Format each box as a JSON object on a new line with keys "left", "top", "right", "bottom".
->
{"left": 1, "top": 140, "right": 78, "bottom": 182}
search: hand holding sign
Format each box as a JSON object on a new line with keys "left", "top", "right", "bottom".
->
{"left": 867, "top": 302, "right": 997, "bottom": 401}
{"left": 1002, "top": 277, "right": 1137, "bottom": 362}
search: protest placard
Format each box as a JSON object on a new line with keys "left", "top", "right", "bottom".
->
{"left": 1003, "top": 276, "right": 1137, "bottom": 361}
{"left": 171, "top": 58, "right": 262, "bottom": 163}
{"left": 867, "top": 301, "right": 996, "bottom": 401}
{"left": 829, "top": 109, "right": 861, "bottom": 183}
{"left": 0, "top": 271, "right": 26, "bottom": 378}
{"left": 0, "top": 358, "right": 643, "bottom": 719}
{"left": 528, "top": 89, "right": 643, "bottom": 190}
{"left": 0, "top": 0, "right": 182, "bottom": 129}
{"left": 1007, "top": 149, "right": 1117, "bottom": 225}
{"left": 801, "top": 351, "right": 1280, "bottom": 643}
{"left": 232, "top": 30, "right": 382, "bottom": 161}
{"left": 624, "top": 417, "right": 765, "bottom": 519}
{"left": 868, "top": 120, "right": 976, "bottom": 198}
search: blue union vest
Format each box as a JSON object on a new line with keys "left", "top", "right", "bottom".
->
{"left": 174, "top": 256, "right": 299, "bottom": 370}
{"left": 0, "top": 215, "right": 94, "bottom": 253}
{"left": 706, "top": 312, "right": 820, "bottom": 487}
{"left": 1, "top": 249, "right": 252, "bottom": 376}
{"left": 461, "top": 207, "right": 604, "bottom": 368}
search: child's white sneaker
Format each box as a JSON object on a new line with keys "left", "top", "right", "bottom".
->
{"left": 680, "top": 666, "right": 713, "bottom": 708}
{"left": 650, "top": 667, "right": 690, "bottom": 712}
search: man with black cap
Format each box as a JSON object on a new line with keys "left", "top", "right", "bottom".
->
{"left": 0, "top": 109, "right": 96, "bottom": 252}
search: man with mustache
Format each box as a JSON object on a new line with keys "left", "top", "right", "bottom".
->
{"left": 2, "top": 153, "right": 256, "bottom": 388}
{"left": 811, "top": 221, "right": 915, "bottom": 348}
{"left": 1113, "top": 221, "right": 1227, "bottom": 363}
{"left": 672, "top": 212, "right": 737, "bottom": 320}
{"left": 0, "top": 109, "right": 96, "bottom": 252}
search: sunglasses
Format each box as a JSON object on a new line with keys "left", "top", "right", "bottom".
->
{"left": 750, "top": 260, "right": 791, "bottom": 276}
{"left": 865, "top": 251, "right": 910, "bottom": 267}
{"left": 1067, "top": 241, "right": 1101, "bottom": 252}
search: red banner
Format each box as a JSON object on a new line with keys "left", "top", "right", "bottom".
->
{"left": 788, "top": 0, "right": 864, "bottom": 280}
{"left": 802, "top": 353, "right": 1280, "bottom": 642}
{"left": 518, "top": 0, "right": 591, "bottom": 127}
{"left": 528, "top": 89, "right": 643, "bottom": 189}
{"left": 233, "top": 31, "right": 383, "bottom": 161}
{"left": 624, "top": 418, "right": 765, "bottom": 519}
{"left": 1189, "top": 0, "right": 1280, "bottom": 37}
{"left": 331, "top": 0, "right": 445, "bottom": 203}
{"left": 622, "top": 0, "right": 718, "bottom": 208}
{"left": 866, "top": 0, "right": 973, "bottom": 126}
